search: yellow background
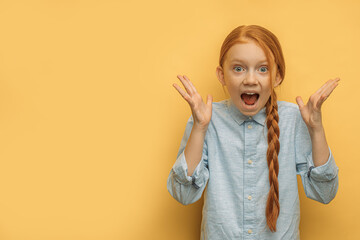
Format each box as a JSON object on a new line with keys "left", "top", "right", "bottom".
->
{"left": 0, "top": 0, "right": 358, "bottom": 239}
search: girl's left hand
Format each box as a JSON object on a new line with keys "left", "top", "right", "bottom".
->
{"left": 296, "top": 78, "right": 340, "bottom": 131}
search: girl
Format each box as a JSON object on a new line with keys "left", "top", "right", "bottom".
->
{"left": 167, "top": 25, "right": 339, "bottom": 239}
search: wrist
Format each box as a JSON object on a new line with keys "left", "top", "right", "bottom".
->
{"left": 308, "top": 125, "right": 325, "bottom": 138}
{"left": 193, "top": 123, "right": 209, "bottom": 133}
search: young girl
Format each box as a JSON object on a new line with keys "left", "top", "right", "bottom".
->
{"left": 167, "top": 25, "right": 339, "bottom": 239}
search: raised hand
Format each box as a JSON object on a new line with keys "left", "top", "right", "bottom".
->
{"left": 173, "top": 75, "right": 213, "bottom": 130}
{"left": 296, "top": 78, "right": 340, "bottom": 131}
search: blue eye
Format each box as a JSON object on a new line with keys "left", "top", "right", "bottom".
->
{"left": 234, "top": 66, "right": 244, "bottom": 72}
{"left": 259, "top": 66, "right": 268, "bottom": 73}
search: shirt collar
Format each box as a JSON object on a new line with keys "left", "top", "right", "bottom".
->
{"left": 225, "top": 98, "right": 267, "bottom": 126}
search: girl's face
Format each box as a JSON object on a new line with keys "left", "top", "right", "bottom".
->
{"left": 216, "top": 40, "right": 281, "bottom": 116}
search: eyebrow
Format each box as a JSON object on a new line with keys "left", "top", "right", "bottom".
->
{"left": 230, "top": 59, "right": 268, "bottom": 64}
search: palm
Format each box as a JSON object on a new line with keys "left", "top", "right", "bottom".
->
{"left": 173, "top": 75, "right": 212, "bottom": 129}
{"left": 298, "top": 99, "right": 323, "bottom": 129}
{"left": 296, "top": 78, "right": 340, "bottom": 130}
{"left": 190, "top": 93, "right": 212, "bottom": 126}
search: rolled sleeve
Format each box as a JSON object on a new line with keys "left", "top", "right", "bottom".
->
{"left": 306, "top": 147, "right": 339, "bottom": 182}
{"left": 172, "top": 149, "right": 208, "bottom": 189}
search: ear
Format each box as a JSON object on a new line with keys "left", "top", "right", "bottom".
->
{"left": 216, "top": 66, "right": 226, "bottom": 86}
{"left": 274, "top": 72, "right": 282, "bottom": 87}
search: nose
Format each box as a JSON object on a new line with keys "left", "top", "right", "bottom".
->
{"left": 243, "top": 71, "right": 257, "bottom": 85}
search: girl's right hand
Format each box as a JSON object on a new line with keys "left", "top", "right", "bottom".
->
{"left": 173, "top": 75, "right": 213, "bottom": 131}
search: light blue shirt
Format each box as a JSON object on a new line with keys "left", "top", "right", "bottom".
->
{"left": 167, "top": 99, "right": 339, "bottom": 240}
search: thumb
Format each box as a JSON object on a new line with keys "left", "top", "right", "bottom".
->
{"left": 295, "top": 96, "right": 305, "bottom": 110}
{"left": 207, "top": 94, "right": 213, "bottom": 108}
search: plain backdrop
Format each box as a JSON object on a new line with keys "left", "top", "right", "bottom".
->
{"left": 0, "top": 0, "right": 358, "bottom": 239}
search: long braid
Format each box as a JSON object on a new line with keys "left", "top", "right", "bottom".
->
{"left": 265, "top": 92, "right": 280, "bottom": 232}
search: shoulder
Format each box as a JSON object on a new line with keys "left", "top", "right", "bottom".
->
{"left": 207, "top": 99, "right": 231, "bottom": 130}
{"left": 277, "top": 101, "right": 302, "bottom": 122}
{"left": 212, "top": 99, "right": 228, "bottom": 108}
{"left": 278, "top": 101, "right": 300, "bottom": 115}
{"left": 278, "top": 100, "right": 299, "bottom": 111}
{"left": 211, "top": 99, "right": 229, "bottom": 114}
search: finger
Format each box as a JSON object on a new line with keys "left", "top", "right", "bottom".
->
{"left": 316, "top": 95, "right": 325, "bottom": 110}
{"left": 296, "top": 96, "right": 305, "bottom": 110}
{"left": 183, "top": 75, "right": 199, "bottom": 93}
{"left": 177, "top": 75, "right": 194, "bottom": 96}
{"left": 316, "top": 81, "right": 339, "bottom": 109}
{"left": 314, "top": 78, "right": 334, "bottom": 96}
{"left": 311, "top": 78, "right": 340, "bottom": 107}
{"left": 322, "top": 79, "right": 340, "bottom": 97}
{"left": 317, "top": 79, "right": 340, "bottom": 104}
{"left": 316, "top": 77, "right": 341, "bottom": 97}
{"left": 173, "top": 83, "right": 194, "bottom": 106}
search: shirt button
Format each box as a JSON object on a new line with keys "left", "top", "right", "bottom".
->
{"left": 248, "top": 229, "right": 253, "bottom": 234}
{"left": 248, "top": 125, "right": 252, "bottom": 129}
{"left": 248, "top": 159, "right": 253, "bottom": 164}
{"left": 248, "top": 195, "right": 252, "bottom": 200}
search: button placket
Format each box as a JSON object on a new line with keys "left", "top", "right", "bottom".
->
{"left": 244, "top": 120, "right": 256, "bottom": 236}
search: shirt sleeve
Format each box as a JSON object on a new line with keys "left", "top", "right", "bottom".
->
{"left": 295, "top": 109, "right": 339, "bottom": 204}
{"left": 167, "top": 115, "right": 210, "bottom": 205}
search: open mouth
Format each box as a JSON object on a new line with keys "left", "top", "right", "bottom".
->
{"left": 241, "top": 93, "right": 259, "bottom": 105}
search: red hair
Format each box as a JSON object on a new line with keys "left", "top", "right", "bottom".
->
{"left": 219, "top": 25, "right": 285, "bottom": 232}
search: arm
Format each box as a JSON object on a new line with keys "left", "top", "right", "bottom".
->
{"left": 295, "top": 111, "right": 339, "bottom": 204}
{"left": 185, "top": 122, "right": 208, "bottom": 176}
{"left": 296, "top": 78, "right": 340, "bottom": 167}
{"left": 167, "top": 75, "right": 212, "bottom": 205}
{"left": 308, "top": 126, "right": 329, "bottom": 167}
{"left": 295, "top": 78, "right": 340, "bottom": 203}
{"left": 167, "top": 115, "right": 210, "bottom": 205}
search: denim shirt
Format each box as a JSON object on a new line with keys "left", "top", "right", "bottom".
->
{"left": 167, "top": 99, "right": 339, "bottom": 240}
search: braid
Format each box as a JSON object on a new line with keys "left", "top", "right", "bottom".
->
{"left": 265, "top": 92, "right": 280, "bottom": 232}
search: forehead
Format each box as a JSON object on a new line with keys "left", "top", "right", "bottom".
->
{"left": 226, "top": 41, "right": 269, "bottom": 64}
